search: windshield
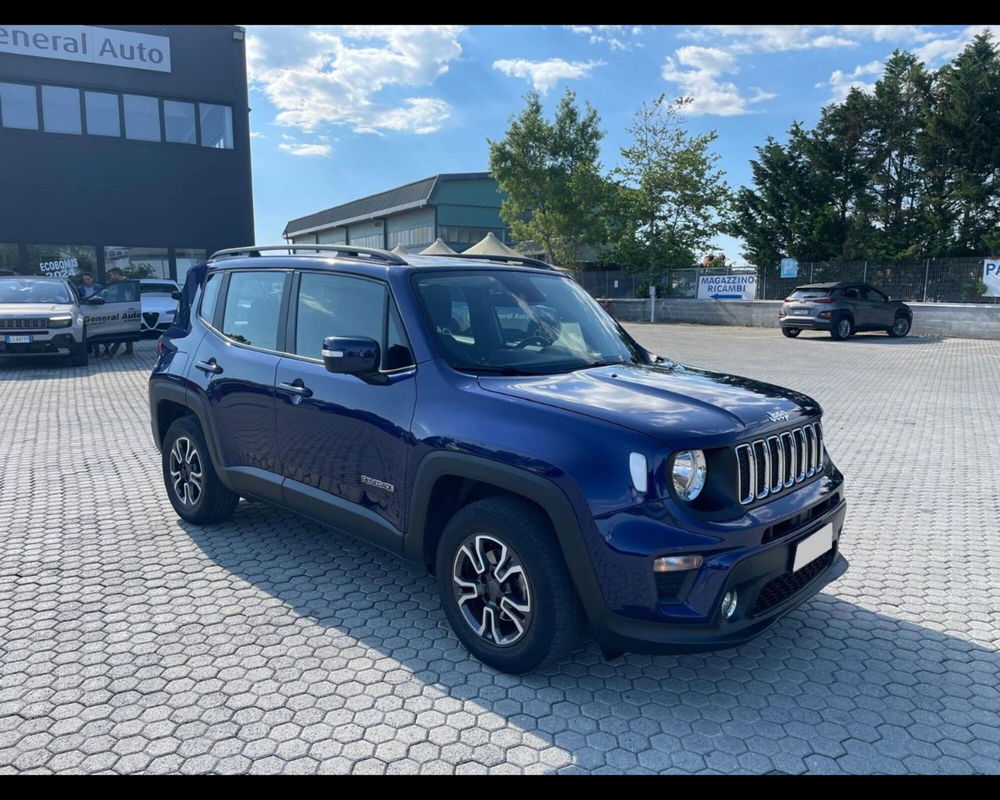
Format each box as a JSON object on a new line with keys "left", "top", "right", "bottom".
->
{"left": 0, "top": 278, "right": 73, "bottom": 304}
{"left": 141, "top": 282, "right": 178, "bottom": 295}
{"left": 413, "top": 270, "right": 648, "bottom": 375}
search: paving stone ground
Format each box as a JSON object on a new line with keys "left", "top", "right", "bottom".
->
{"left": 0, "top": 324, "right": 998, "bottom": 775}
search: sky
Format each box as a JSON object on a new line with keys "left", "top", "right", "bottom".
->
{"left": 246, "top": 24, "right": 992, "bottom": 265}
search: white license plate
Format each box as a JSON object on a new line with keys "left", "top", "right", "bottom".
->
{"left": 5, "top": 335, "right": 33, "bottom": 344}
{"left": 792, "top": 523, "right": 833, "bottom": 572}
{"left": 792, "top": 309, "right": 809, "bottom": 315}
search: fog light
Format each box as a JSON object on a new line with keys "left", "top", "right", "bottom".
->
{"left": 652, "top": 555, "right": 703, "bottom": 572}
{"left": 721, "top": 590, "right": 738, "bottom": 619}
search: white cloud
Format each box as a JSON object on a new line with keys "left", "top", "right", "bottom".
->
{"left": 250, "top": 131, "right": 267, "bottom": 139}
{"left": 246, "top": 25, "right": 464, "bottom": 136}
{"left": 913, "top": 25, "right": 999, "bottom": 65}
{"left": 816, "top": 60, "right": 883, "bottom": 102}
{"left": 680, "top": 25, "right": 858, "bottom": 53}
{"left": 564, "top": 25, "right": 644, "bottom": 50}
{"left": 279, "top": 142, "right": 333, "bottom": 157}
{"left": 661, "top": 46, "right": 774, "bottom": 116}
{"left": 492, "top": 58, "right": 604, "bottom": 93}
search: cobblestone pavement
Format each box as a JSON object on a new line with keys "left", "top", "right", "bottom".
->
{"left": 0, "top": 325, "right": 998, "bottom": 774}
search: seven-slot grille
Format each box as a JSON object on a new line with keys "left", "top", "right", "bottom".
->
{"left": 736, "top": 422, "right": 824, "bottom": 505}
{"left": 0, "top": 318, "right": 47, "bottom": 330}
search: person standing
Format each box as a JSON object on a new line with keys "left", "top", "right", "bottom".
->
{"left": 105, "top": 267, "right": 134, "bottom": 356}
{"left": 77, "top": 272, "right": 107, "bottom": 356}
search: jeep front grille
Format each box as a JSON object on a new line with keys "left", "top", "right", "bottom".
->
{"left": 736, "top": 422, "right": 823, "bottom": 505}
{"left": 0, "top": 318, "right": 47, "bottom": 330}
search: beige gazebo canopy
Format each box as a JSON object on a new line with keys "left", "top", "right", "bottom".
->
{"left": 419, "top": 238, "right": 457, "bottom": 255}
{"left": 463, "top": 231, "right": 524, "bottom": 257}
{"left": 389, "top": 244, "right": 408, "bottom": 255}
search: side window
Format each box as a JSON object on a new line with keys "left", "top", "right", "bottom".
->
{"left": 864, "top": 287, "right": 887, "bottom": 302}
{"left": 199, "top": 273, "right": 222, "bottom": 324}
{"left": 840, "top": 287, "right": 859, "bottom": 300}
{"left": 221, "top": 271, "right": 286, "bottom": 350}
{"left": 385, "top": 299, "right": 414, "bottom": 370}
{"left": 294, "top": 273, "right": 386, "bottom": 360}
{"left": 98, "top": 280, "right": 140, "bottom": 303}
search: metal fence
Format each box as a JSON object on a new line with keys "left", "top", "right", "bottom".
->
{"left": 575, "top": 257, "right": 998, "bottom": 304}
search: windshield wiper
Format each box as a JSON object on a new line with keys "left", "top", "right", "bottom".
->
{"left": 451, "top": 364, "right": 540, "bottom": 375}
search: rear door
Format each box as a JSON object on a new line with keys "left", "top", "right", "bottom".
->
{"left": 80, "top": 279, "right": 142, "bottom": 343}
{"left": 188, "top": 269, "right": 290, "bottom": 502}
{"left": 838, "top": 286, "right": 868, "bottom": 328}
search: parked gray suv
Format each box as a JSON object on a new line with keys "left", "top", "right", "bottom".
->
{"left": 779, "top": 282, "right": 912, "bottom": 340}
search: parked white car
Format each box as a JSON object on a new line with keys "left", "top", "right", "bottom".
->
{"left": 139, "top": 279, "right": 180, "bottom": 337}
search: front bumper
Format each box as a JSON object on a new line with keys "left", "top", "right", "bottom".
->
{"left": 1, "top": 332, "right": 78, "bottom": 356}
{"left": 581, "top": 476, "right": 849, "bottom": 654}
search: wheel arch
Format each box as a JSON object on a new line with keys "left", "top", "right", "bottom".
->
{"left": 406, "top": 452, "right": 604, "bottom": 619}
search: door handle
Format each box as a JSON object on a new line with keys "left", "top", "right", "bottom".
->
{"left": 278, "top": 380, "right": 313, "bottom": 398}
{"left": 195, "top": 359, "right": 223, "bottom": 375}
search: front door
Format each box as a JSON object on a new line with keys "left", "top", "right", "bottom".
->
{"left": 189, "top": 269, "right": 289, "bottom": 502}
{"left": 275, "top": 271, "right": 416, "bottom": 547}
{"left": 80, "top": 279, "right": 141, "bottom": 343}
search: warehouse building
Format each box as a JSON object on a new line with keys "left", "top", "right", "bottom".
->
{"left": 0, "top": 24, "right": 253, "bottom": 283}
{"left": 283, "top": 173, "right": 511, "bottom": 254}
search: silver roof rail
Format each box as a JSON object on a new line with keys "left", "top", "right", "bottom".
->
{"left": 208, "top": 244, "right": 408, "bottom": 266}
{"left": 424, "top": 252, "right": 560, "bottom": 271}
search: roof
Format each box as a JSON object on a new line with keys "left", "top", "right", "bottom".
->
{"left": 793, "top": 282, "right": 855, "bottom": 289}
{"left": 283, "top": 172, "right": 491, "bottom": 237}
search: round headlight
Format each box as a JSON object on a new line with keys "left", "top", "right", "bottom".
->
{"left": 672, "top": 450, "right": 707, "bottom": 501}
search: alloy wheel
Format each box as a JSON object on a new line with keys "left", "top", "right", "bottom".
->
{"left": 452, "top": 534, "right": 533, "bottom": 646}
{"left": 893, "top": 317, "right": 910, "bottom": 336}
{"left": 168, "top": 436, "right": 204, "bottom": 506}
{"left": 838, "top": 319, "right": 852, "bottom": 338}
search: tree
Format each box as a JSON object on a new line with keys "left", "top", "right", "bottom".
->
{"left": 925, "top": 31, "right": 1000, "bottom": 254}
{"left": 488, "top": 90, "right": 607, "bottom": 266}
{"left": 607, "top": 96, "right": 731, "bottom": 271}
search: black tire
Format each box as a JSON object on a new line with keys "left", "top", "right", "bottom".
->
{"left": 161, "top": 415, "right": 239, "bottom": 524}
{"left": 436, "top": 496, "right": 582, "bottom": 674}
{"left": 830, "top": 315, "right": 854, "bottom": 340}
{"left": 69, "top": 337, "right": 88, "bottom": 367}
{"left": 781, "top": 327, "right": 801, "bottom": 338}
{"left": 887, "top": 315, "right": 911, "bottom": 338}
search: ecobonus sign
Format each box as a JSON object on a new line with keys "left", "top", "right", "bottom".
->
{"left": 0, "top": 26, "right": 171, "bottom": 73}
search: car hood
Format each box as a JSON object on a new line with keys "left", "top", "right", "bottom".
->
{"left": 141, "top": 295, "right": 178, "bottom": 314}
{"left": 477, "top": 361, "right": 821, "bottom": 449}
{"left": 0, "top": 302, "right": 74, "bottom": 316}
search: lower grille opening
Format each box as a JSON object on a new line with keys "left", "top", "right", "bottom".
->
{"left": 762, "top": 493, "right": 839, "bottom": 544}
{"left": 655, "top": 571, "right": 692, "bottom": 603}
{"left": 751, "top": 549, "right": 834, "bottom": 616}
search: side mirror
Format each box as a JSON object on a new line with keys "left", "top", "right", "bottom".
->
{"left": 322, "top": 336, "right": 380, "bottom": 375}
{"left": 171, "top": 291, "right": 183, "bottom": 301}
{"left": 87, "top": 296, "right": 106, "bottom": 305}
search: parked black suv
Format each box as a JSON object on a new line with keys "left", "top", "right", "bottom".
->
{"left": 149, "top": 245, "right": 848, "bottom": 673}
{"left": 779, "top": 282, "right": 913, "bottom": 340}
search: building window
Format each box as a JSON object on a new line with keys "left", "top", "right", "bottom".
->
{"left": 439, "top": 226, "right": 508, "bottom": 245}
{"left": 41, "top": 86, "right": 81, "bottom": 135}
{"left": 26, "top": 245, "right": 97, "bottom": 278}
{"left": 0, "top": 243, "right": 20, "bottom": 274}
{"left": 199, "top": 103, "right": 233, "bottom": 149}
{"left": 123, "top": 94, "right": 161, "bottom": 142}
{"left": 164, "top": 100, "right": 197, "bottom": 145}
{"left": 104, "top": 246, "right": 170, "bottom": 279}
{"left": 0, "top": 82, "right": 38, "bottom": 130}
{"left": 350, "top": 233, "right": 384, "bottom": 249}
{"left": 389, "top": 226, "right": 433, "bottom": 248}
{"left": 175, "top": 248, "right": 207, "bottom": 284}
{"left": 84, "top": 91, "right": 121, "bottom": 137}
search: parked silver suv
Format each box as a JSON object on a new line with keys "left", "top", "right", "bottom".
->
{"left": 0, "top": 275, "right": 142, "bottom": 366}
{"left": 779, "top": 282, "right": 912, "bottom": 340}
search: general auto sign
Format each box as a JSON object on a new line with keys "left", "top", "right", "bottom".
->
{"left": 0, "top": 25, "right": 170, "bottom": 73}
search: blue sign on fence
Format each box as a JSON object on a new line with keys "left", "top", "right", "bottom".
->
{"left": 780, "top": 258, "right": 798, "bottom": 278}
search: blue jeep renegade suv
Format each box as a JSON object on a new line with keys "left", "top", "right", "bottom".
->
{"left": 149, "top": 244, "right": 849, "bottom": 673}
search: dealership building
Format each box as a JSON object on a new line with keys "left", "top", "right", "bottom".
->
{"left": 0, "top": 24, "right": 253, "bottom": 284}
{"left": 283, "top": 173, "right": 512, "bottom": 254}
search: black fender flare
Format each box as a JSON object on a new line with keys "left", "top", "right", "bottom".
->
{"left": 405, "top": 451, "right": 607, "bottom": 623}
{"left": 149, "top": 380, "right": 232, "bottom": 490}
